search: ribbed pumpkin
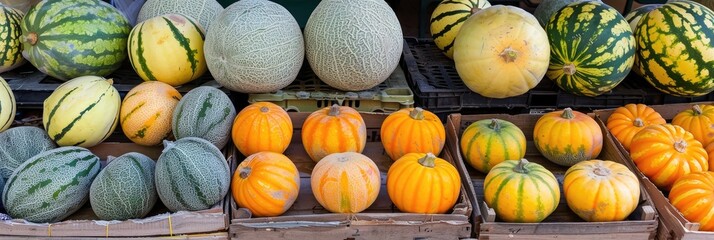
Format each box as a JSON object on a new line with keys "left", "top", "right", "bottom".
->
{"left": 669, "top": 171, "right": 714, "bottom": 231}
{"left": 624, "top": 4, "right": 661, "bottom": 77}
{"left": 120, "top": 81, "right": 182, "bottom": 146}
{"left": 630, "top": 124, "right": 709, "bottom": 190}
{"left": 0, "top": 126, "right": 55, "bottom": 179}
{"left": 43, "top": 76, "right": 120, "bottom": 147}
{"left": 302, "top": 105, "right": 366, "bottom": 162}
{"left": 461, "top": 119, "right": 526, "bottom": 173}
{"left": 232, "top": 152, "right": 299, "bottom": 217}
{"left": 138, "top": 0, "right": 223, "bottom": 30}
{"left": 707, "top": 141, "right": 714, "bottom": 169}
{"left": 484, "top": 159, "right": 560, "bottom": 223}
{"left": 429, "top": 0, "right": 491, "bottom": 59}
{"left": 564, "top": 160, "right": 640, "bottom": 222}
{"left": 311, "top": 152, "right": 380, "bottom": 213}
{"left": 128, "top": 14, "right": 207, "bottom": 86}
{"left": 606, "top": 103, "right": 666, "bottom": 150}
{"left": 454, "top": 5, "right": 550, "bottom": 99}
{"left": 89, "top": 152, "right": 157, "bottom": 220}
{"left": 672, "top": 105, "right": 714, "bottom": 146}
{"left": 0, "top": 5, "right": 24, "bottom": 73}
{"left": 387, "top": 153, "right": 460, "bottom": 214}
{"left": 0, "top": 77, "right": 15, "bottom": 132}
{"left": 172, "top": 86, "right": 236, "bottom": 149}
{"left": 534, "top": 108, "right": 603, "bottom": 166}
{"left": 232, "top": 102, "right": 292, "bottom": 157}
{"left": 380, "top": 108, "right": 445, "bottom": 161}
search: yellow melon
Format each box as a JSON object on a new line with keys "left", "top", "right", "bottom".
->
{"left": 120, "top": 81, "right": 182, "bottom": 146}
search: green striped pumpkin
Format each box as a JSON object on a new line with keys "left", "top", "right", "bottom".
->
{"left": 0, "top": 126, "right": 55, "bottom": 179}
{"left": 636, "top": 1, "right": 714, "bottom": 97}
{"left": 545, "top": 1, "right": 635, "bottom": 97}
{"left": 43, "top": 76, "right": 121, "bottom": 148}
{"left": 90, "top": 152, "right": 157, "bottom": 220}
{"left": 171, "top": 86, "right": 235, "bottom": 149}
{"left": 429, "top": 0, "right": 491, "bottom": 59}
{"left": 20, "top": 0, "right": 131, "bottom": 81}
{"left": 2, "top": 147, "right": 100, "bottom": 223}
{"left": 460, "top": 119, "right": 526, "bottom": 173}
{"left": 0, "top": 76, "right": 14, "bottom": 132}
{"left": 155, "top": 137, "right": 230, "bottom": 212}
{"left": 625, "top": 4, "right": 661, "bottom": 77}
{"left": 0, "top": 5, "right": 24, "bottom": 73}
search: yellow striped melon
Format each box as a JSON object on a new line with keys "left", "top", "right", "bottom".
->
{"left": 120, "top": 81, "right": 182, "bottom": 146}
{"left": 0, "top": 77, "right": 14, "bottom": 132}
{"left": 0, "top": 4, "right": 25, "bottom": 73}
{"left": 137, "top": 0, "right": 223, "bottom": 30}
{"left": 430, "top": 0, "right": 491, "bottom": 59}
{"left": 43, "top": 76, "right": 120, "bottom": 147}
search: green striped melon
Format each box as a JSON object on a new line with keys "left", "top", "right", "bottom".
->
{"left": 137, "top": 0, "right": 223, "bottom": 30}
{"left": 668, "top": 0, "right": 714, "bottom": 11}
{"left": 0, "top": 5, "right": 24, "bottom": 73}
{"left": 0, "top": 126, "right": 55, "bottom": 179}
{"left": 171, "top": 86, "right": 235, "bottom": 149}
{"left": 0, "top": 0, "right": 41, "bottom": 13}
{"left": 0, "top": 76, "right": 14, "bottom": 132}
{"left": 636, "top": 1, "right": 714, "bottom": 97}
{"left": 625, "top": 4, "right": 661, "bottom": 77}
{"left": 155, "top": 137, "right": 230, "bottom": 212}
{"left": 545, "top": 1, "right": 635, "bottom": 96}
{"left": 204, "top": 0, "right": 303, "bottom": 93}
{"left": 20, "top": 0, "right": 130, "bottom": 81}
{"left": 304, "top": 0, "right": 403, "bottom": 91}
{"left": 534, "top": 0, "right": 600, "bottom": 27}
{"left": 90, "top": 152, "right": 157, "bottom": 220}
{"left": 429, "top": 0, "right": 491, "bottom": 59}
{"left": 43, "top": 76, "right": 121, "bottom": 148}
{"left": 2, "top": 147, "right": 100, "bottom": 223}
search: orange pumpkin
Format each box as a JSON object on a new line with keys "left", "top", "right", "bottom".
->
{"left": 533, "top": 108, "right": 603, "bottom": 166}
{"left": 606, "top": 103, "right": 666, "bottom": 150}
{"left": 231, "top": 152, "right": 300, "bottom": 217}
{"left": 707, "top": 141, "right": 714, "bottom": 170}
{"left": 232, "top": 102, "right": 293, "bottom": 156}
{"left": 630, "top": 124, "right": 709, "bottom": 190}
{"left": 380, "top": 108, "right": 445, "bottom": 161}
{"left": 120, "top": 81, "right": 181, "bottom": 146}
{"left": 669, "top": 171, "right": 714, "bottom": 231}
{"left": 672, "top": 104, "right": 714, "bottom": 146}
{"left": 311, "top": 152, "right": 380, "bottom": 213}
{"left": 387, "top": 153, "right": 460, "bottom": 214}
{"left": 302, "top": 104, "right": 366, "bottom": 162}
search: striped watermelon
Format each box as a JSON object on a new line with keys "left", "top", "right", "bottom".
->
{"left": 429, "top": 0, "right": 491, "bottom": 59}
{"left": 171, "top": 86, "right": 235, "bottom": 149}
{"left": 0, "top": 77, "right": 14, "bottom": 132}
{"left": 0, "top": 5, "right": 24, "bottom": 73}
{"left": 155, "top": 137, "right": 230, "bottom": 212}
{"left": 2, "top": 147, "right": 100, "bottom": 223}
{"left": 21, "top": 0, "right": 131, "bottom": 81}
{"left": 545, "top": 1, "right": 635, "bottom": 97}
{"left": 0, "top": 126, "right": 55, "bottom": 179}
{"left": 636, "top": 1, "right": 714, "bottom": 97}
{"left": 90, "top": 152, "right": 157, "bottom": 220}
{"left": 533, "top": 0, "right": 600, "bottom": 27}
{"left": 43, "top": 76, "right": 121, "bottom": 148}
{"left": 625, "top": 4, "right": 662, "bottom": 77}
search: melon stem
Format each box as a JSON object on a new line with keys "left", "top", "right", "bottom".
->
{"left": 634, "top": 118, "right": 644, "bottom": 127}
{"left": 561, "top": 108, "right": 575, "bottom": 119}
{"left": 563, "top": 63, "right": 577, "bottom": 75}
{"left": 24, "top": 32, "right": 38, "bottom": 46}
{"left": 239, "top": 167, "right": 251, "bottom": 179}
{"left": 471, "top": 7, "right": 482, "bottom": 15}
{"left": 106, "top": 78, "right": 114, "bottom": 85}
{"left": 162, "top": 140, "right": 175, "bottom": 153}
{"left": 674, "top": 140, "right": 687, "bottom": 153}
{"left": 328, "top": 104, "right": 340, "bottom": 116}
{"left": 260, "top": 106, "right": 269, "bottom": 113}
{"left": 592, "top": 166, "right": 611, "bottom": 177}
{"left": 418, "top": 153, "right": 437, "bottom": 168}
{"left": 513, "top": 159, "right": 530, "bottom": 174}
{"left": 499, "top": 47, "right": 518, "bottom": 63}
{"left": 693, "top": 105, "right": 703, "bottom": 115}
{"left": 410, "top": 107, "right": 425, "bottom": 120}
{"left": 489, "top": 119, "right": 501, "bottom": 131}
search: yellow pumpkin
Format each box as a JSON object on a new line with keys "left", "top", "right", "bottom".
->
{"left": 533, "top": 108, "right": 603, "bottom": 166}
{"left": 672, "top": 104, "right": 714, "bottom": 146}
{"left": 380, "top": 108, "right": 445, "bottom": 161}
{"left": 387, "top": 153, "right": 460, "bottom": 214}
{"left": 302, "top": 104, "right": 366, "bottom": 162}
{"left": 311, "top": 152, "right": 380, "bottom": 213}
{"left": 461, "top": 118, "right": 526, "bottom": 173}
{"left": 232, "top": 102, "right": 292, "bottom": 156}
{"left": 232, "top": 152, "right": 300, "bottom": 217}
{"left": 120, "top": 81, "right": 182, "bottom": 146}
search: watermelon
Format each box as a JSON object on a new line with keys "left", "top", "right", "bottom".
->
{"left": 624, "top": 4, "right": 661, "bottom": 77}
{"left": 636, "top": 1, "right": 714, "bottom": 97}
{"left": 2, "top": 147, "right": 100, "bottom": 223}
{"left": 534, "top": 0, "right": 600, "bottom": 27}
{"left": 429, "top": 0, "right": 491, "bottom": 59}
{"left": 545, "top": 1, "right": 635, "bottom": 97}
{"left": 90, "top": 152, "right": 157, "bottom": 220}
{"left": 155, "top": 137, "right": 230, "bottom": 212}
{"left": 669, "top": 0, "right": 714, "bottom": 11}
{"left": 0, "top": 126, "right": 55, "bottom": 179}
{"left": 0, "top": 4, "right": 24, "bottom": 73}
{"left": 137, "top": 0, "right": 223, "bottom": 30}
{"left": 20, "top": 0, "right": 131, "bottom": 81}
{"left": 0, "top": 0, "right": 41, "bottom": 13}
{"left": 0, "top": 76, "right": 14, "bottom": 132}
{"left": 171, "top": 86, "right": 235, "bottom": 149}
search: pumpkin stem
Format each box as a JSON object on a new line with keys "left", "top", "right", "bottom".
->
{"left": 563, "top": 63, "right": 577, "bottom": 75}
{"left": 693, "top": 105, "right": 703, "bottom": 115}
{"left": 634, "top": 118, "right": 644, "bottom": 127}
{"left": 489, "top": 119, "right": 501, "bottom": 131}
{"left": 24, "top": 32, "right": 38, "bottom": 46}
{"left": 499, "top": 47, "right": 518, "bottom": 63}
{"left": 674, "top": 140, "right": 688, "bottom": 153}
{"left": 592, "top": 166, "right": 611, "bottom": 177}
{"left": 239, "top": 167, "right": 251, "bottom": 179}
{"left": 561, "top": 108, "right": 575, "bottom": 119}
{"left": 410, "top": 107, "right": 425, "bottom": 120}
{"left": 328, "top": 104, "right": 341, "bottom": 116}
{"left": 418, "top": 153, "right": 437, "bottom": 168}
{"left": 260, "top": 106, "right": 270, "bottom": 113}
{"left": 513, "top": 159, "right": 530, "bottom": 174}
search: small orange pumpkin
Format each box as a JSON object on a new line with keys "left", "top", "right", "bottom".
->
{"left": 630, "top": 124, "right": 709, "bottom": 190}
{"left": 381, "top": 108, "right": 445, "bottom": 161}
{"left": 232, "top": 102, "right": 293, "bottom": 156}
{"left": 231, "top": 152, "right": 300, "bottom": 217}
{"left": 672, "top": 104, "right": 714, "bottom": 146}
{"left": 533, "top": 108, "right": 603, "bottom": 166}
{"left": 120, "top": 81, "right": 182, "bottom": 146}
{"left": 606, "top": 103, "right": 666, "bottom": 150}
{"left": 669, "top": 171, "right": 714, "bottom": 231}
{"left": 707, "top": 141, "right": 714, "bottom": 169}
{"left": 302, "top": 104, "right": 366, "bottom": 162}
{"left": 387, "top": 153, "right": 460, "bottom": 214}
{"left": 311, "top": 152, "right": 380, "bottom": 213}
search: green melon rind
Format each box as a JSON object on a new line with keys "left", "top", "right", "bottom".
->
{"left": 89, "top": 152, "right": 157, "bottom": 221}
{"left": 0, "top": 5, "right": 25, "bottom": 73}
{"left": 534, "top": 0, "right": 600, "bottom": 27}
{"left": 0, "top": 126, "right": 56, "bottom": 179}
{"left": 171, "top": 86, "right": 235, "bottom": 149}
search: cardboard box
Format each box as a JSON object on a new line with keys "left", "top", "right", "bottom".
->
{"left": 229, "top": 112, "right": 475, "bottom": 240}
{"left": 446, "top": 113, "right": 658, "bottom": 239}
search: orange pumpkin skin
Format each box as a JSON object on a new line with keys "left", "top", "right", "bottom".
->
{"left": 302, "top": 105, "right": 366, "bottom": 162}
{"left": 606, "top": 103, "right": 666, "bottom": 150}
{"left": 672, "top": 104, "right": 714, "bottom": 146}
{"left": 232, "top": 102, "right": 293, "bottom": 156}
{"left": 533, "top": 108, "right": 603, "bottom": 166}
{"left": 669, "top": 171, "right": 714, "bottom": 231}
{"left": 381, "top": 108, "right": 446, "bottom": 161}
{"left": 630, "top": 124, "right": 709, "bottom": 190}
{"left": 120, "top": 81, "right": 182, "bottom": 146}
{"left": 232, "top": 152, "right": 300, "bottom": 217}
{"left": 707, "top": 141, "right": 714, "bottom": 170}
{"left": 387, "top": 153, "right": 460, "bottom": 214}
{"left": 311, "top": 152, "right": 380, "bottom": 213}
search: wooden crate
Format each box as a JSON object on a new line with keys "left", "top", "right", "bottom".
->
{"left": 229, "top": 112, "right": 475, "bottom": 240}
{"left": 593, "top": 102, "right": 714, "bottom": 240}
{"left": 0, "top": 143, "right": 232, "bottom": 238}
{"left": 446, "top": 113, "right": 658, "bottom": 239}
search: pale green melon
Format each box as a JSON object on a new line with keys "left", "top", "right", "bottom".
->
{"left": 90, "top": 152, "right": 157, "bottom": 220}
{"left": 171, "top": 86, "right": 235, "bottom": 149}
{"left": 0, "top": 126, "right": 56, "bottom": 179}
{"left": 137, "top": 0, "right": 223, "bottom": 30}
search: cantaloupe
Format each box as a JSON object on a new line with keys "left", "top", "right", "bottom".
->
{"left": 204, "top": 0, "right": 303, "bottom": 93}
{"left": 90, "top": 152, "right": 157, "bottom": 220}
{"left": 304, "top": 0, "right": 403, "bottom": 91}
{"left": 171, "top": 86, "right": 235, "bottom": 149}
{"left": 137, "top": 0, "right": 223, "bottom": 30}
{"left": 0, "top": 77, "right": 15, "bottom": 132}
{"left": 120, "top": 81, "right": 182, "bottom": 146}
{"left": 0, "top": 126, "right": 55, "bottom": 179}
